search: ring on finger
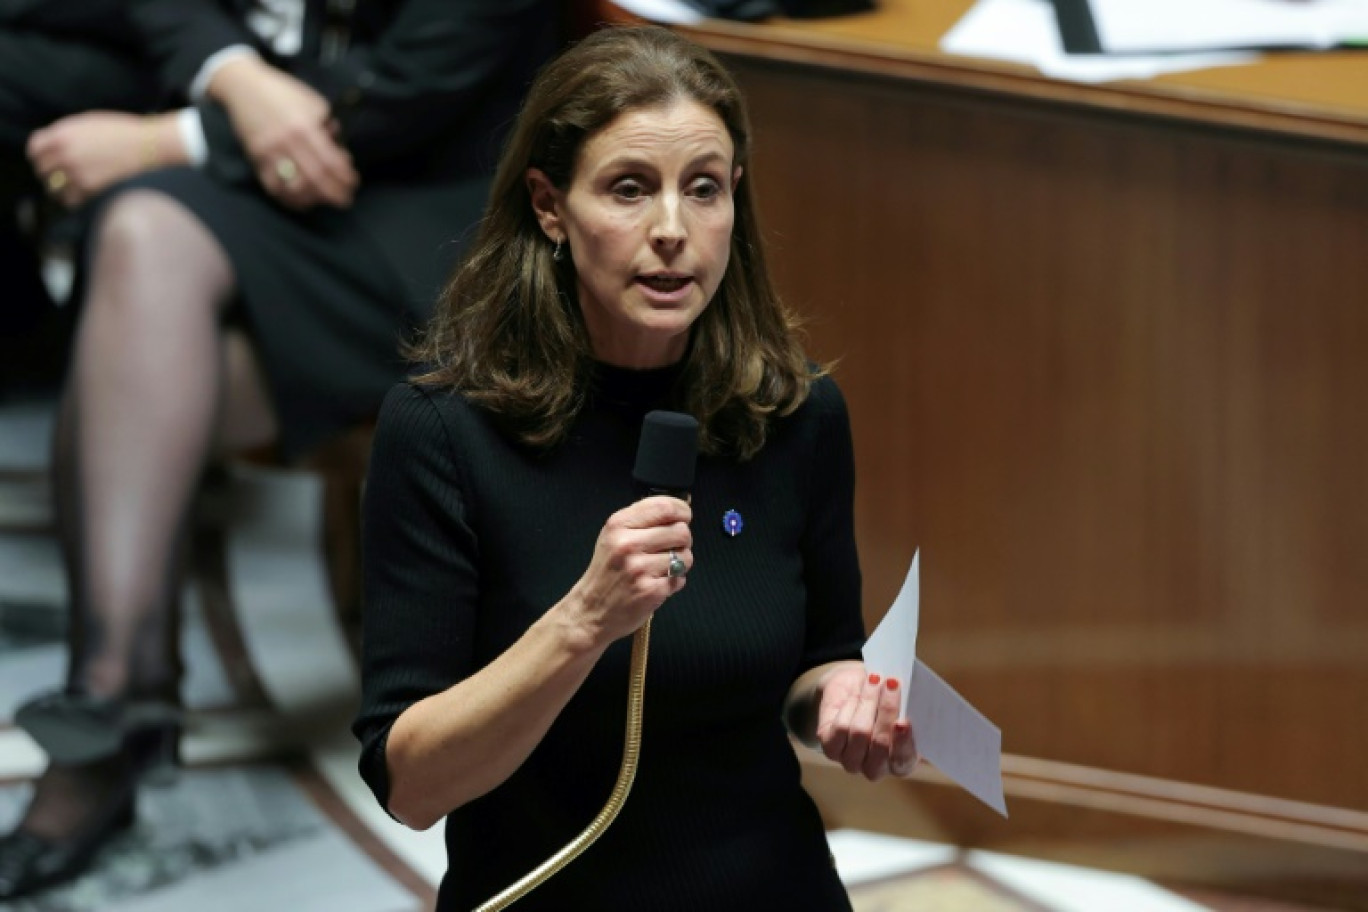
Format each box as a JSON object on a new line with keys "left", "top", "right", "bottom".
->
{"left": 274, "top": 157, "right": 299, "bottom": 185}
{"left": 666, "top": 550, "right": 687, "bottom": 579}
{"left": 46, "top": 169, "right": 69, "bottom": 193}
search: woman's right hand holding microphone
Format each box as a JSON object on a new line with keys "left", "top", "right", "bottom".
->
{"left": 561, "top": 495, "right": 692, "bottom": 649}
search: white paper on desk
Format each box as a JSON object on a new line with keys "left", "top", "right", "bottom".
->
{"left": 941, "top": 0, "right": 1257, "bottom": 84}
{"left": 609, "top": 0, "right": 704, "bottom": 24}
{"left": 862, "top": 550, "right": 1008, "bottom": 817}
{"left": 1089, "top": 0, "right": 1368, "bottom": 55}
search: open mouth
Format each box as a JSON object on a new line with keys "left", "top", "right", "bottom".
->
{"left": 637, "top": 275, "right": 693, "bottom": 293}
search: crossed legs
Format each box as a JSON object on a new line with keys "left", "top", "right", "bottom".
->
{"left": 17, "top": 189, "right": 277, "bottom": 844}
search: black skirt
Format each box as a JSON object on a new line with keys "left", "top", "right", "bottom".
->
{"left": 98, "top": 166, "right": 483, "bottom": 460}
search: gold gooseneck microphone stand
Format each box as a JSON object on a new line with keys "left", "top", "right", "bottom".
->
{"left": 472, "top": 620, "right": 653, "bottom": 912}
{"left": 473, "top": 410, "right": 697, "bottom": 912}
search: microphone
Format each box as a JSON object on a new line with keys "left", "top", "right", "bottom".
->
{"left": 474, "top": 410, "right": 699, "bottom": 912}
{"left": 632, "top": 410, "right": 699, "bottom": 501}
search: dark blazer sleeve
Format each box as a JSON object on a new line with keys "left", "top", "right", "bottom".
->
{"left": 135, "top": 0, "right": 552, "bottom": 185}
{"left": 300, "top": 0, "right": 553, "bottom": 170}
{"left": 127, "top": 0, "right": 272, "bottom": 185}
{"left": 127, "top": 0, "right": 260, "bottom": 97}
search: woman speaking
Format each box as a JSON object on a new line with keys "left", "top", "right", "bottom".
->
{"left": 353, "top": 25, "right": 919, "bottom": 911}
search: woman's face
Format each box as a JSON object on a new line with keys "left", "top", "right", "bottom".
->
{"left": 529, "top": 99, "right": 741, "bottom": 369}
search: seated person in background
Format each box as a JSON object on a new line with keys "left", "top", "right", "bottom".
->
{"left": 0, "top": 0, "right": 158, "bottom": 394}
{"left": 0, "top": 0, "right": 559, "bottom": 900}
{"left": 353, "top": 25, "right": 920, "bottom": 912}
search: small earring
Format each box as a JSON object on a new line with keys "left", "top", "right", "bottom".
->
{"left": 552, "top": 238, "right": 564, "bottom": 262}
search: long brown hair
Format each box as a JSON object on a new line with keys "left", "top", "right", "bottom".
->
{"left": 411, "top": 25, "right": 820, "bottom": 459}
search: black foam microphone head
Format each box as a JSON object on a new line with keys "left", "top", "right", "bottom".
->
{"left": 633, "top": 410, "right": 699, "bottom": 494}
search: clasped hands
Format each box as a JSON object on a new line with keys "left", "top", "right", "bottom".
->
{"left": 207, "top": 55, "right": 357, "bottom": 211}
{"left": 27, "top": 56, "right": 357, "bottom": 211}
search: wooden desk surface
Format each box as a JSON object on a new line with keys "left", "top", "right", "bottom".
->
{"left": 677, "top": 0, "right": 1368, "bottom": 146}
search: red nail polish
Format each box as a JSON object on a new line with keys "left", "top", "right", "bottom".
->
{"left": 868, "top": 673, "right": 881, "bottom": 685}
{"left": 885, "top": 678, "right": 898, "bottom": 691}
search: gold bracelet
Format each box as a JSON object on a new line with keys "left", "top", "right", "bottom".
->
{"left": 142, "top": 114, "right": 160, "bottom": 170}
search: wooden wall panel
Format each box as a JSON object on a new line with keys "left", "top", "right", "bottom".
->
{"left": 725, "top": 59, "right": 1368, "bottom": 818}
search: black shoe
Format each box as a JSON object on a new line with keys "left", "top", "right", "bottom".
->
{"left": 0, "top": 793, "right": 135, "bottom": 900}
{"left": 15, "top": 690, "right": 180, "bottom": 768}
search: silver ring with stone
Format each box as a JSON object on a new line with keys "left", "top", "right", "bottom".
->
{"left": 667, "top": 550, "right": 687, "bottom": 579}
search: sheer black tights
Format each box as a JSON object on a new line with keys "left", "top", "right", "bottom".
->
{"left": 21, "top": 190, "right": 276, "bottom": 841}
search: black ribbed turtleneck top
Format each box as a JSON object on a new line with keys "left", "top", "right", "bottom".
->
{"left": 354, "top": 363, "right": 865, "bottom": 911}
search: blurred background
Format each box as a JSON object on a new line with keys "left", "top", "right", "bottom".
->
{"left": 3, "top": 0, "right": 1367, "bottom": 909}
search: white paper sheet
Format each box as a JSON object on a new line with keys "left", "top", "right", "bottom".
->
{"left": 906, "top": 660, "right": 1007, "bottom": 816}
{"left": 941, "top": 0, "right": 1257, "bottom": 83}
{"left": 861, "top": 550, "right": 921, "bottom": 719}
{"left": 862, "top": 551, "right": 1008, "bottom": 816}
{"left": 1089, "top": 0, "right": 1368, "bottom": 54}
